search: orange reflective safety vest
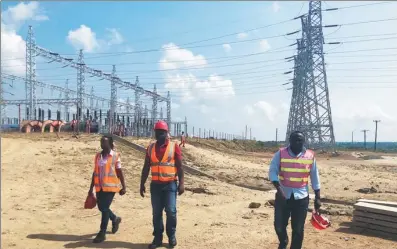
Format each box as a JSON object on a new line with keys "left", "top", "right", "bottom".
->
{"left": 93, "top": 152, "right": 121, "bottom": 192}
{"left": 148, "top": 141, "right": 178, "bottom": 182}
{"left": 278, "top": 147, "right": 314, "bottom": 188}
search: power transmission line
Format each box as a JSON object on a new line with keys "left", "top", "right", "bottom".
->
{"left": 3, "top": 16, "right": 397, "bottom": 63}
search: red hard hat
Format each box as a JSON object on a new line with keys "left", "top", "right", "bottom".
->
{"left": 84, "top": 193, "right": 97, "bottom": 209}
{"left": 311, "top": 211, "right": 331, "bottom": 230}
{"left": 154, "top": 120, "right": 168, "bottom": 132}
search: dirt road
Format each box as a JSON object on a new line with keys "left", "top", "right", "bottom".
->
{"left": 2, "top": 134, "right": 397, "bottom": 249}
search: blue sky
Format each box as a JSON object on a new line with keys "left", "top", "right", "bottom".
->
{"left": 1, "top": 1, "right": 397, "bottom": 142}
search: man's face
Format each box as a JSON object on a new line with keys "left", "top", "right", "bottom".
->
{"left": 155, "top": 130, "right": 168, "bottom": 141}
{"left": 101, "top": 137, "right": 110, "bottom": 151}
{"left": 289, "top": 133, "right": 305, "bottom": 152}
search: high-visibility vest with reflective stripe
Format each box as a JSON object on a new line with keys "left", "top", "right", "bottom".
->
{"left": 278, "top": 147, "right": 314, "bottom": 188}
{"left": 148, "top": 141, "right": 178, "bottom": 182}
{"left": 93, "top": 152, "right": 121, "bottom": 192}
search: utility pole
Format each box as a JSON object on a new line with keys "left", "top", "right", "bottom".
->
{"left": 276, "top": 128, "right": 278, "bottom": 144}
{"left": 361, "top": 129, "right": 369, "bottom": 150}
{"left": 351, "top": 130, "right": 354, "bottom": 145}
{"left": 373, "top": 120, "right": 381, "bottom": 151}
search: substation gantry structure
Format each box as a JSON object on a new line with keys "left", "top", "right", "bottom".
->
{"left": 20, "top": 26, "right": 172, "bottom": 134}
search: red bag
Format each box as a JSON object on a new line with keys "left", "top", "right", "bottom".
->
{"left": 84, "top": 193, "right": 97, "bottom": 209}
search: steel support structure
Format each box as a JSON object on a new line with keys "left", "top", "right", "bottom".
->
{"left": 57, "top": 87, "right": 63, "bottom": 113}
{"left": 134, "top": 76, "right": 141, "bottom": 136}
{"left": 3, "top": 98, "right": 78, "bottom": 105}
{"left": 171, "top": 116, "right": 188, "bottom": 136}
{"left": 64, "top": 79, "right": 70, "bottom": 121}
{"left": 285, "top": 56, "right": 298, "bottom": 141}
{"left": 1, "top": 74, "right": 138, "bottom": 113}
{"left": 160, "top": 107, "right": 163, "bottom": 120}
{"left": 285, "top": 1, "right": 335, "bottom": 148}
{"left": 126, "top": 97, "right": 131, "bottom": 115}
{"left": 306, "top": 1, "right": 335, "bottom": 147}
{"left": 26, "top": 26, "right": 37, "bottom": 120}
{"left": 77, "top": 49, "right": 85, "bottom": 119}
{"left": 90, "top": 86, "right": 94, "bottom": 110}
{"left": 286, "top": 39, "right": 305, "bottom": 142}
{"left": 152, "top": 84, "right": 158, "bottom": 124}
{"left": 109, "top": 65, "right": 117, "bottom": 133}
{"left": 27, "top": 26, "right": 168, "bottom": 122}
{"left": 166, "top": 91, "right": 171, "bottom": 129}
{"left": 26, "top": 26, "right": 170, "bottom": 131}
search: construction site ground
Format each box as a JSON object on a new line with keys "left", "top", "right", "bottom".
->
{"left": 2, "top": 133, "right": 397, "bottom": 249}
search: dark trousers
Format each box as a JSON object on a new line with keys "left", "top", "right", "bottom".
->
{"left": 274, "top": 193, "right": 309, "bottom": 249}
{"left": 96, "top": 190, "right": 117, "bottom": 232}
{"left": 150, "top": 181, "right": 177, "bottom": 239}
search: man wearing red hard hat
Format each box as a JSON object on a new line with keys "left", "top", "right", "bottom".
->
{"left": 268, "top": 131, "right": 324, "bottom": 249}
{"left": 140, "top": 120, "right": 185, "bottom": 249}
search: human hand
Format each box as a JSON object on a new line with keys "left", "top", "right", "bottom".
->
{"left": 140, "top": 184, "right": 146, "bottom": 198}
{"left": 178, "top": 183, "right": 185, "bottom": 196}
{"left": 276, "top": 187, "right": 286, "bottom": 200}
{"left": 88, "top": 189, "right": 94, "bottom": 196}
{"left": 314, "top": 198, "right": 322, "bottom": 211}
{"left": 119, "top": 188, "right": 126, "bottom": 196}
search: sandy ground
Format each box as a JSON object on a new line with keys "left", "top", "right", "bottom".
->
{"left": 2, "top": 133, "right": 397, "bottom": 249}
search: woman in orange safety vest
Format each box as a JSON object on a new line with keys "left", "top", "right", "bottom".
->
{"left": 88, "top": 135, "right": 127, "bottom": 243}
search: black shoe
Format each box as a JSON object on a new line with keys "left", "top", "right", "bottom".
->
{"left": 168, "top": 237, "right": 177, "bottom": 248}
{"left": 148, "top": 237, "right": 163, "bottom": 249}
{"left": 93, "top": 231, "right": 106, "bottom": 243}
{"left": 112, "top": 217, "right": 122, "bottom": 234}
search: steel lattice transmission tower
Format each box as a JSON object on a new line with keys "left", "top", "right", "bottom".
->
{"left": 109, "top": 65, "right": 117, "bottom": 133}
{"left": 64, "top": 79, "right": 70, "bottom": 121}
{"left": 134, "top": 76, "right": 141, "bottom": 136}
{"left": 26, "top": 26, "right": 37, "bottom": 120}
{"left": 77, "top": 49, "right": 85, "bottom": 119}
{"left": 152, "top": 84, "right": 158, "bottom": 124}
{"left": 166, "top": 91, "right": 171, "bottom": 129}
{"left": 285, "top": 1, "right": 335, "bottom": 148}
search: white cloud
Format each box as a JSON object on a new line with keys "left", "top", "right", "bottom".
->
{"left": 246, "top": 101, "right": 278, "bottom": 122}
{"left": 222, "top": 43, "right": 232, "bottom": 52}
{"left": 211, "top": 117, "right": 226, "bottom": 124}
{"left": 334, "top": 104, "right": 396, "bottom": 123}
{"left": 1, "top": 27, "right": 26, "bottom": 76}
{"left": 164, "top": 73, "right": 235, "bottom": 103}
{"left": 259, "top": 39, "right": 271, "bottom": 52}
{"left": 198, "top": 104, "right": 211, "bottom": 114}
{"left": 244, "top": 105, "right": 255, "bottom": 115}
{"left": 280, "top": 102, "right": 289, "bottom": 111}
{"left": 66, "top": 26, "right": 126, "bottom": 53}
{"left": 194, "top": 75, "right": 235, "bottom": 99}
{"left": 237, "top": 32, "right": 248, "bottom": 40}
{"left": 106, "top": 28, "right": 124, "bottom": 46}
{"left": 255, "top": 101, "right": 278, "bottom": 121}
{"left": 158, "top": 43, "right": 207, "bottom": 70}
{"left": 172, "top": 101, "right": 180, "bottom": 110}
{"left": 272, "top": 2, "right": 281, "bottom": 13}
{"left": 33, "top": 15, "right": 49, "bottom": 21}
{"left": 1, "top": 2, "right": 49, "bottom": 76}
{"left": 1, "top": 2, "right": 48, "bottom": 30}
{"left": 67, "top": 25, "right": 100, "bottom": 53}
{"left": 164, "top": 74, "right": 195, "bottom": 103}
